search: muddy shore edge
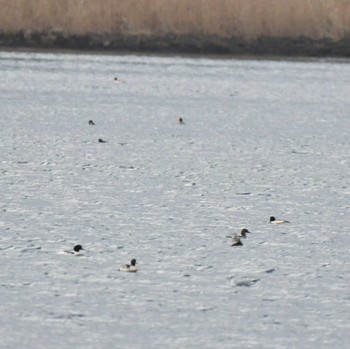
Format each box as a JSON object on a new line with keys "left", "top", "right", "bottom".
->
{"left": 1, "top": 32, "right": 350, "bottom": 57}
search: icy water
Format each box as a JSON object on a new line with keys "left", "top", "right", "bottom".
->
{"left": 1, "top": 51, "right": 350, "bottom": 349}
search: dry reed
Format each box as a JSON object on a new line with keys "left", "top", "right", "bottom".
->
{"left": 0, "top": 0, "right": 350, "bottom": 40}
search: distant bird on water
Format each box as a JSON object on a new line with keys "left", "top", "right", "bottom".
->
{"left": 89, "top": 120, "right": 95, "bottom": 125}
{"left": 114, "top": 77, "right": 125, "bottom": 83}
{"left": 227, "top": 228, "right": 250, "bottom": 239}
{"left": 98, "top": 138, "right": 107, "bottom": 143}
{"left": 269, "top": 216, "right": 290, "bottom": 224}
{"left": 240, "top": 228, "right": 251, "bottom": 238}
{"left": 119, "top": 259, "right": 138, "bottom": 272}
{"left": 58, "top": 244, "right": 84, "bottom": 256}
{"left": 231, "top": 233, "right": 243, "bottom": 246}
{"left": 179, "top": 117, "right": 185, "bottom": 124}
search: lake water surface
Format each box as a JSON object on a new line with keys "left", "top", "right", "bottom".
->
{"left": 0, "top": 51, "right": 350, "bottom": 348}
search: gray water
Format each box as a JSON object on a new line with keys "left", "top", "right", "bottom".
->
{"left": 0, "top": 51, "right": 349, "bottom": 349}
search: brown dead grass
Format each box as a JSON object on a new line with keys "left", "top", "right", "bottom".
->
{"left": 0, "top": 0, "right": 349, "bottom": 40}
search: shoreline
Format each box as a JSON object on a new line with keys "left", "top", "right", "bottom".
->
{"left": 1, "top": 32, "right": 350, "bottom": 58}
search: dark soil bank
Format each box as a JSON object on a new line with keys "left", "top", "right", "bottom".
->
{"left": 1, "top": 31, "right": 350, "bottom": 57}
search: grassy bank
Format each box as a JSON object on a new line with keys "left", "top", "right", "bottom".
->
{"left": 1, "top": 0, "right": 350, "bottom": 56}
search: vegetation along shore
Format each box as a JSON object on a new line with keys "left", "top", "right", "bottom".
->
{"left": 1, "top": 0, "right": 350, "bottom": 56}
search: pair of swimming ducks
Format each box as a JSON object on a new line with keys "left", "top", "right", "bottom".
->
{"left": 58, "top": 245, "right": 138, "bottom": 272}
{"left": 230, "top": 228, "right": 250, "bottom": 246}
{"left": 230, "top": 216, "right": 290, "bottom": 246}
{"left": 88, "top": 120, "right": 108, "bottom": 143}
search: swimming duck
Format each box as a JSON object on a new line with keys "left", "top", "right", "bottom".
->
{"left": 179, "top": 117, "right": 185, "bottom": 124}
{"left": 240, "top": 228, "right": 251, "bottom": 238}
{"left": 120, "top": 259, "right": 138, "bottom": 272}
{"left": 269, "top": 216, "right": 290, "bottom": 224}
{"left": 98, "top": 138, "right": 107, "bottom": 143}
{"left": 114, "top": 77, "right": 125, "bottom": 83}
{"left": 88, "top": 120, "right": 95, "bottom": 125}
{"left": 58, "top": 244, "right": 84, "bottom": 256}
{"left": 226, "top": 228, "right": 250, "bottom": 239}
{"left": 231, "top": 233, "right": 243, "bottom": 246}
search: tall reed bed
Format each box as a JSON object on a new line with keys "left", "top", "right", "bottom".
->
{"left": 0, "top": 0, "right": 349, "bottom": 40}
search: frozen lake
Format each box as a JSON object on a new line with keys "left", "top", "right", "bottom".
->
{"left": 1, "top": 50, "right": 350, "bottom": 348}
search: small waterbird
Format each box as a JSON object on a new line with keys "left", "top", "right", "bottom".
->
{"left": 58, "top": 244, "right": 84, "bottom": 256}
{"left": 114, "top": 77, "right": 125, "bottom": 83}
{"left": 269, "top": 216, "right": 290, "bottom": 224}
{"left": 226, "top": 228, "right": 251, "bottom": 239}
{"left": 98, "top": 138, "right": 108, "bottom": 143}
{"left": 88, "top": 120, "right": 95, "bottom": 125}
{"left": 240, "top": 228, "right": 251, "bottom": 238}
{"left": 231, "top": 233, "right": 243, "bottom": 246}
{"left": 179, "top": 117, "right": 185, "bottom": 124}
{"left": 120, "top": 259, "right": 138, "bottom": 272}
